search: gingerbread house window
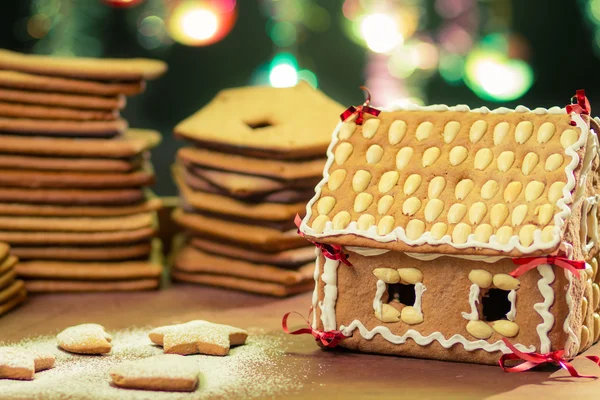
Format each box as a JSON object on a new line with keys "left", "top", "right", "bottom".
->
{"left": 481, "top": 289, "right": 512, "bottom": 322}
{"left": 388, "top": 283, "right": 416, "bottom": 307}
{"left": 372, "top": 267, "right": 425, "bottom": 325}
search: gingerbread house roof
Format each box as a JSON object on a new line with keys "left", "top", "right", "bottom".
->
{"left": 299, "top": 103, "right": 597, "bottom": 257}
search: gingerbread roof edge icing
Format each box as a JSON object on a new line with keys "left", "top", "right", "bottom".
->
{"left": 300, "top": 102, "right": 597, "bottom": 256}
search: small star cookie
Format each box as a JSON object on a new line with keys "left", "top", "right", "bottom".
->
{"left": 110, "top": 354, "right": 201, "bottom": 392}
{"left": 57, "top": 323, "right": 112, "bottom": 354}
{"left": 0, "top": 347, "right": 55, "bottom": 380}
{"left": 148, "top": 320, "right": 248, "bottom": 356}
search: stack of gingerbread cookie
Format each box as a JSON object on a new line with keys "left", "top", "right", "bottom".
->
{"left": 0, "top": 49, "right": 166, "bottom": 293}
{"left": 0, "top": 241, "right": 26, "bottom": 317}
{"left": 171, "top": 83, "right": 343, "bottom": 296}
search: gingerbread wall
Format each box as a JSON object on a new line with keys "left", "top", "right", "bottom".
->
{"left": 312, "top": 250, "right": 572, "bottom": 365}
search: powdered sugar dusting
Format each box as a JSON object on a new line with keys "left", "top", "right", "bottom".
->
{"left": 0, "top": 327, "right": 301, "bottom": 399}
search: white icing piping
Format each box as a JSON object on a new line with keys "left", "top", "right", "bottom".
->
{"left": 404, "top": 253, "right": 508, "bottom": 263}
{"left": 300, "top": 106, "right": 589, "bottom": 255}
{"left": 563, "top": 268, "right": 580, "bottom": 357}
{"left": 318, "top": 258, "right": 340, "bottom": 331}
{"left": 340, "top": 320, "right": 536, "bottom": 354}
{"left": 413, "top": 282, "right": 426, "bottom": 315}
{"left": 311, "top": 248, "right": 321, "bottom": 329}
{"left": 461, "top": 284, "right": 480, "bottom": 321}
{"left": 346, "top": 246, "right": 390, "bottom": 257}
{"left": 506, "top": 290, "right": 517, "bottom": 322}
{"left": 373, "top": 280, "right": 386, "bottom": 317}
{"left": 533, "top": 264, "right": 555, "bottom": 354}
{"left": 582, "top": 195, "right": 599, "bottom": 254}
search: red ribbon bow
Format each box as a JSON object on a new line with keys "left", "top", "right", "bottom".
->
{"left": 510, "top": 256, "right": 585, "bottom": 279}
{"left": 499, "top": 339, "right": 600, "bottom": 378}
{"left": 340, "top": 86, "right": 381, "bottom": 125}
{"left": 566, "top": 89, "right": 591, "bottom": 126}
{"left": 294, "top": 214, "right": 352, "bottom": 266}
{"left": 282, "top": 309, "right": 346, "bottom": 348}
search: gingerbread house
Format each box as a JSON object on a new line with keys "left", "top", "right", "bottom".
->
{"left": 297, "top": 92, "right": 600, "bottom": 364}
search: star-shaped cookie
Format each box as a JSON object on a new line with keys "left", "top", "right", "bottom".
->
{"left": 57, "top": 323, "right": 112, "bottom": 354}
{"left": 0, "top": 347, "right": 55, "bottom": 380}
{"left": 148, "top": 320, "right": 247, "bottom": 356}
{"left": 110, "top": 354, "right": 201, "bottom": 392}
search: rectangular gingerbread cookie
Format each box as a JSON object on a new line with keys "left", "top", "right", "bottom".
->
{"left": 0, "top": 212, "right": 154, "bottom": 232}
{"left": 0, "top": 154, "right": 143, "bottom": 173}
{"left": 0, "top": 70, "right": 144, "bottom": 96}
{"left": 0, "top": 167, "right": 154, "bottom": 189}
{"left": 189, "top": 236, "right": 315, "bottom": 267}
{"left": 0, "top": 88, "right": 125, "bottom": 110}
{"left": 186, "top": 165, "right": 321, "bottom": 197}
{"left": 23, "top": 279, "right": 159, "bottom": 293}
{"left": 182, "top": 168, "right": 314, "bottom": 204}
{"left": 0, "top": 187, "right": 145, "bottom": 206}
{"left": 0, "top": 129, "right": 160, "bottom": 158}
{"left": 172, "top": 208, "right": 307, "bottom": 252}
{"left": 178, "top": 147, "right": 326, "bottom": 181}
{"left": 173, "top": 244, "right": 314, "bottom": 285}
{"left": 11, "top": 241, "right": 152, "bottom": 261}
{"left": 0, "top": 279, "right": 25, "bottom": 304}
{"left": 172, "top": 271, "right": 314, "bottom": 297}
{"left": 0, "top": 226, "right": 157, "bottom": 245}
{"left": 0, "top": 287, "right": 27, "bottom": 316}
{"left": 16, "top": 260, "right": 161, "bottom": 280}
{"left": 174, "top": 167, "right": 305, "bottom": 222}
{"left": 0, "top": 196, "right": 162, "bottom": 217}
{"left": 0, "top": 49, "right": 167, "bottom": 81}
{"left": 0, "top": 117, "right": 127, "bottom": 138}
{"left": 0, "top": 102, "right": 118, "bottom": 121}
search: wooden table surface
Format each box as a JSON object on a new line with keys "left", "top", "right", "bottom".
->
{"left": 2, "top": 285, "right": 600, "bottom": 399}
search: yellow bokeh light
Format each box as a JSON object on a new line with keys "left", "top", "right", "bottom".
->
{"left": 360, "top": 13, "right": 403, "bottom": 54}
{"left": 181, "top": 9, "right": 218, "bottom": 40}
{"left": 167, "top": 1, "right": 237, "bottom": 47}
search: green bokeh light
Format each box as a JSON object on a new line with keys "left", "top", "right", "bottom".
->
{"left": 439, "top": 53, "right": 464, "bottom": 85}
{"left": 298, "top": 69, "right": 318, "bottom": 88}
{"left": 270, "top": 21, "right": 297, "bottom": 47}
{"left": 464, "top": 49, "right": 533, "bottom": 102}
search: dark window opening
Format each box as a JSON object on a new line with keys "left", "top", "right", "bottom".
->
{"left": 387, "top": 283, "right": 416, "bottom": 306}
{"left": 246, "top": 120, "right": 273, "bottom": 130}
{"left": 481, "top": 288, "right": 511, "bottom": 322}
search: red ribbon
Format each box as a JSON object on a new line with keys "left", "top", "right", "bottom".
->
{"left": 510, "top": 256, "right": 585, "bottom": 279}
{"left": 294, "top": 214, "right": 352, "bottom": 266}
{"left": 282, "top": 309, "right": 346, "bottom": 348}
{"left": 340, "top": 86, "right": 381, "bottom": 125}
{"left": 566, "top": 89, "right": 591, "bottom": 126}
{"left": 499, "top": 339, "right": 600, "bottom": 378}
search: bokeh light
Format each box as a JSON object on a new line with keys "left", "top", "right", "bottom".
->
{"left": 269, "top": 21, "right": 297, "bottom": 47}
{"left": 464, "top": 50, "right": 533, "bottom": 101}
{"left": 360, "top": 13, "right": 403, "bottom": 53}
{"left": 439, "top": 52, "right": 464, "bottom": 84}
{"left": 26, "top": 13, "right": 51, "bottom": 39}
{"left": 298, "top": 69, "right": 318, "bottom": 88}
{"left": 269, "top": 53, "right": 298, "bottom": 88}
{"left": 102, "top": 0, "right": 145, "bottom": 8}
{"left": 270, "top": 64, "right": 298, "bottom": 88}
{"left": 167, "top": 0, "right": 237, "bottom": 46}
{"left": 137, "top": 15, "right": 171, "bottom": 50}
